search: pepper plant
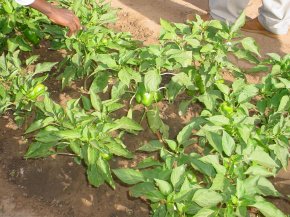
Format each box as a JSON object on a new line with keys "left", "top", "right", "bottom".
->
{"left": 25, "top": 93, "right": 143, "bottom": 188}
{"left": 0, "top": 51, "right": 56, "bottom": 125}
{"left": 113, "top": 75, "right": 289, "bottom": 216}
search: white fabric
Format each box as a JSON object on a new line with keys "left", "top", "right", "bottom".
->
{"left": 15, "top": 0, "right": 35, "bottom": 6}
{"left": 209, "top": 0, "right": 290, "bottom": 34}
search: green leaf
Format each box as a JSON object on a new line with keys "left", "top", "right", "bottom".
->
{"left": 35, "top": 126, "right": 59, "bottom": 143}
{"left": 237, "top": 84, "right": 258, "bottom": 103}
{"left": 59, "top": 65, "right": 76, "bottom": 88}
{"left": 215, "top": 83, "right": 230, "bottom": 95}
{"left": 137, "top": 140, "right": 163, "bottom": 152}
{"left": 237, "top": 124, "right": 252, "bottom": 143}
{"left": 230, "top": 11, "right": 245, "bottom": 34}
{"left": 245, "top": 165, "right": 274, "bottom": 177}
{"left": 185, "top": 38, "right": 200, "bottom": 48}
{"left": 130, "top": 182, "right": 165, "bottom": 202}
{"left": 178, "top": 100, "right": 192, "bottom": 116}
{"left": 93, "top": 54, "right": 118, "bottom": 69}
{"left": 25, "top": 142, "right": 56, "bottom": 158}
{"left": 201, "top": 155, "right": 226, "bottom": 175}
{"left": 241, "top": 37, "right": 260, "bottom": 57}
{"left": 25, "top": 117, "right": 54, "bottom": 134}
{"left": 153, "top": 205, "right": 167, "bottom": 217}
{"left": 25, "top": 55, "right": 39, "bottom": 66}
{"left": 154, "top": 179, "right": 173, "bottom": 195}
{"left": 142, "top": 168, "right": 171, "bottom": 181}
{"left": 87, "top": 164, "right": 105, "bottom": 187}
{"left": 96, "top": 157, "right": 115, "bottom": 189}
{"left": 277, "top": 95, "right": 289, "bottom": 112}
{"left": 172, "top": 72, "right": 192, "bottom": 87}
{"left": 113, "top": 168, "right": 145, "bottom": 185}
{"left": 137, "top": 157, "right": 162, "bottom": 169}
{"left": 193, "top": 208, "right": 215, "bottom": 217}
{"left": 191, "top": 158, "right": 216, "bottom": 177}
{"left": 169, "top": 50, "right": 192, "bottom": 67}
{"left": 257, "top": 177, "right": 280, "bottom": 197}
{"left": 105, "top": 140, "right": 133, "bottom": 158}
{"left": 205, "top": 131, "right": 223, "bottom": 154}
{"left": 118, "top": 67, "right": 141, "bottom": 87}
{"left": 165, "top": 139, "right": 177, "bottom": 151}
{"left": 208, "top": 20, "right": 223, "bottom": 29}
{"left": 160, "top": 19, "right": 175, "bottom": 32}
{"left": 90, "top": 72, "right": 109, "bottom": 93}
{"left": 192, "top": 189, "right": 223, "bottom": 207}
{"left": 53, "top": 128, "right": 80, "bottom": 138}
{"left": 200, "top": 44, "right": 214, "bottom": 53}
{"left": 207, "top": 115, "right": 230, "bottom": 126}
{"left": 34, "top": 62, "right": 57, "bottom": 74}
{"left": 252, "top": 197, "right": 286, "bottom": 217}
{"left": 171, "top": 164, "right": 186, "bottom": 189}
{"left": 233, "top": 49, "right": 259, "bottom": 64}
{"left": 144, "top": 69, "right": 161, "bottom": 92}
{"left": 87, "top": 146, "right": 97, "bottom": 165}
{"left": 114, "top": 117, "right": 143, "bottom": 131}
{"left": 111, "top": 81, "right": 127, "bottom": 99}
{"left": 146, "top": 108, "right": 169, "bottom": 138}
{"left": 222, "top": 130, "right": 236, "bottom": 156}
{"left": 0, "top": 53, "right": 7, "bottom": 71}
{"left": 267, "top": 53, "right": 281, "bottom": 61}
{"left": 197, "top": 92, "right": 218, "bottom": 111}
{"left": 81, "top": 95, "right": 92, "bottom": 111}
{"left": 272, "top": 144, "right": 288, "bottom": 169}
{"left": 90, "top": 91, "right": 102, "bottom": 112}
{"left": 249, "top": 149, "right": 278, "bottom": 168}
{"left": 177, "top": 118, "right": 206, "bottom": 145}
{"left": 210, "top": 173, "right": 226, "bottom": 191}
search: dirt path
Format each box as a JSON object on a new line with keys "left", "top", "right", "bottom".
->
{"left": 0, "top": 0, "right": 289, "bottom": 217}
{"left": 109, "top": 0, "right": 290, "bottom": 54}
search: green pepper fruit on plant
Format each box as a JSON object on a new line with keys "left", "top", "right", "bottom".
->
{"left": 220, "top": 101, "right": 234, "bottom": 117}
{"left": 26, "top": 83, "right": 47, "bottom": 100}
{"left": 23, "top": 29, "right": 41, "bottom": 45}
{"left": 135, "top": 83, "right": 163, "bottom": 107}
{"left": 100, "top": 152, "right": 112, "bottom": 160}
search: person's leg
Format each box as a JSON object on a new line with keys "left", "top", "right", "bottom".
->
{"left": 209, "top": 0, "right": 250, "bottom": 23}
{"left": 258, "top": 0, "right": 290, "bottom": 34}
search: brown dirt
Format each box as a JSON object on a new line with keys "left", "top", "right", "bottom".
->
{"left": 1, "top": 0, "right": 290, "bottom": 217}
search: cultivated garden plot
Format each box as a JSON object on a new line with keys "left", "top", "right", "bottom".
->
{"left": 0, "top": 0, "right": 289, "bottom": 216}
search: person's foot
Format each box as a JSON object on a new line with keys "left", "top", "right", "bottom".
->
{"left": 242, "top": 18, "right": 283, "bottom": 39}
{"left": 186, "top": 13, "right": 211, "bottom": 22}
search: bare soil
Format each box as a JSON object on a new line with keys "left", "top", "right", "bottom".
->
{"left": 1, "top": 0, "right": 290, "bottom": 217}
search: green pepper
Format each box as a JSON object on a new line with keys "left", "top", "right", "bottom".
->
{"left": 135, "top": 83, "right": 145, "bottom": 104}
{"left": 216, "top": 79, "right": 224, "bottom": 84}
{"left": 3, "top": 1, "right": 13, "bottom": 14}
{"left": 135, "top": 83, "right": 162, "bottom": 107}
{"left": 141, "top": 92, "right": 154, "bottom": 107}
{"left": 220, "top": 102, "right": 234, "bottom": 117}
{"left": 26, "top": 83, "right": 47, "bottom": 100}
{"left": 100, "top": 152, "right": 112, "bottom": 160}
{"left": 23, "top": 29, "right": 40, "bottom": 45}
{"left": 101, "top": 38, "right": 108, "bottom": 45}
